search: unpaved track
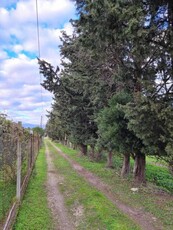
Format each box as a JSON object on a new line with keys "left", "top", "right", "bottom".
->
{"left": 49, "top": 141, "right": 164, "bottom": 230}
{"left": 45, "top": 143, "right": 74, "bottom": 230}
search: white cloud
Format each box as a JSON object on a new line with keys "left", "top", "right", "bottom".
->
{"left": 0, "top": 0, "right": 76, "bottom": 126}
{"left": 0, "top": 50, "right": 8, "bottom": 59}
{"left": 0, "top": 55, "right": 53, "bottom": 124}
{"left": 0, "top": 0, "right": 75, "bottom": 27}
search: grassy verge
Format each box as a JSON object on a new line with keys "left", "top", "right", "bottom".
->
{"left": 146, "top": 164, "right": 173, "bottom": 193}
{"left": 146, "top": 156, "right": 167, "bottom": 167}
{"left": 46, "top": 140, "right": 140, "bottom": 230}
{"left": 13, "top": 146, "right": 53, "bottom": 230}
{"left": 52, "top": 140, "right": 173, "bottom": 229}
{"left": 0, "top": 182, "right": 16, "bottom": 224}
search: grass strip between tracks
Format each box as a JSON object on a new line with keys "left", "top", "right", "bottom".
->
{"left": 46, "top": 140, "right": 139, "bottom": 230}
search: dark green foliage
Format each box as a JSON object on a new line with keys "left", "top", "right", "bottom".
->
{"left": 125, "top": 98, "right": 173, "bottom": 161}
{"left": 38, "top": 0, "right": 173, "bottom": 183}
{"left": 97, "top": 92, "right": 142, "bottom": 153}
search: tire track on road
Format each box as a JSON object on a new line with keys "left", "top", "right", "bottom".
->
{"left": 45, "top": 142, "right": 74, "bottom": 230}
{"left": 49, "top": 141, "right": 163, "bottom": 230}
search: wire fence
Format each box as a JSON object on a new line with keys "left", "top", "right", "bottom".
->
{"left": 0, "top": 116, "right": 41, "bottom": 229}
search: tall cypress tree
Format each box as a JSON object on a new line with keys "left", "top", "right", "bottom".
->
{"left": 39, "top": 0, "right": 173, "bottom": 183}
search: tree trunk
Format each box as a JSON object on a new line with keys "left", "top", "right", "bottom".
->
{"left": 133, "top": 157, "right": 137, "bottom": 174}
{"left": 72, "top": 144, "right": 77, "bottom": 150}
{"left": 133, "top": 153, "right": 146, "bottom": 184}
{"left": 67, "top": 140, "right": 70, "bottom": 148}
{"left": 64, "top": 134, "right": 67, "bottom": 146}
{"left": 69, "top": 142, "right": 72, "bottom": 148}
{"left": 80, "top": 144, "right": 87, "bottom": 156}
{"left": 106, "top": 151, "right": 113, "bottom": 168}
{"left": 95, "top": 151, "right": 102, "bottom": 161}
{"left": 131, "top": 152, "right": 135, "bottom": 160}
{"left": 90, "top": 145, "right": 95, "bottom": 159}
{"left": 169, "top": 160, "right": 173, "bottom": 175}
{"left": 64, "top": 139, "right": 67, "bottom": 146}
{"left": 121, "top": 153, "right": 130, "bottom": 177}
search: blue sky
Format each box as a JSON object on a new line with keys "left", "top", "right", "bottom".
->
{"left": 0, "top": 0, "right": 75, "bottom": 126}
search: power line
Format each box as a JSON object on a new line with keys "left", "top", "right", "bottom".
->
{"left": 35, "top": 0, "right": 41, "bottom": 59}
{"left": 35, "top": 0, "right": 43, "bottom": 128}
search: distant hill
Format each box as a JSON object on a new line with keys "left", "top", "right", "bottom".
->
{"left": 22, "top": 123, "right": 39, "bottom": 129}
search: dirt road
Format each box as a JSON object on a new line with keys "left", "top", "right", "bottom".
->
{"left": 45, "top": 143, "right": 74, "bottom": 230}
{"left": 48, "top": 141, "right": 163, "bottom": 230}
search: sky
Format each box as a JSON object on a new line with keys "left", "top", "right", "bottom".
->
{"left": 0, "top": 0, "right": 76, "bottom": 127}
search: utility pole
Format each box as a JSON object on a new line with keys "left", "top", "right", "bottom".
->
{"left": 40, "top": 115, "right": 43, "bottom": 128}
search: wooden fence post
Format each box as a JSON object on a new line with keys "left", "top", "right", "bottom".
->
{"left": 29, "top": 130, "right": 33, "bottom": 168}
{"left": 33, "top": 134, "right": 35, "bottom": 161}
{"left": 38, "top": 135, "right": 40, "bottom": 152}
{"left": 16, "top": 139, "right": 21, "bottom": 201}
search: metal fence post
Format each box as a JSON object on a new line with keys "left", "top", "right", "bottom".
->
{"left": 16, "top": 139, "right": 21, "bottom": 201}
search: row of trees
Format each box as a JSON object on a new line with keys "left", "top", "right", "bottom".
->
{"left": 39, "top": 0, "right": 173, "bottom": 184}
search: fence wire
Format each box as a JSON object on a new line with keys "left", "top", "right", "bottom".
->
{"left": 0, "top": 116, "right": 41, "bottom": 229}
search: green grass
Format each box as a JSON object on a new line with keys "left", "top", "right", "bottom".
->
{"left": 145, "top": 157, "right": 173, "bottom": 193}
{"left": 46, "top": 140, "right": 140, "bottom": 230}
{"left": 13, "top": 146, "right": 53, "bottom": 230}
{"left": 128, "top": 156, "right": 173, "bottom": 193}
{"left": 0, "top": 158, "right": 30, "bottom": 225}
{"left": 146, "top": 164, "right": 173, "bottom": 193}
{"left": 52, "top": 140, "right": 173, "bottom": 230}
{"left": 55, "top": 143, "right": 173, "bottom": 193}
{"left": 21, "top": 158, "right": 28, "bottom": 182}
{"left": 146, "top": 156, "right": 167, "bottom": 166}
{"left": 0, "top": 181, "right": 16, "bottom": 224}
